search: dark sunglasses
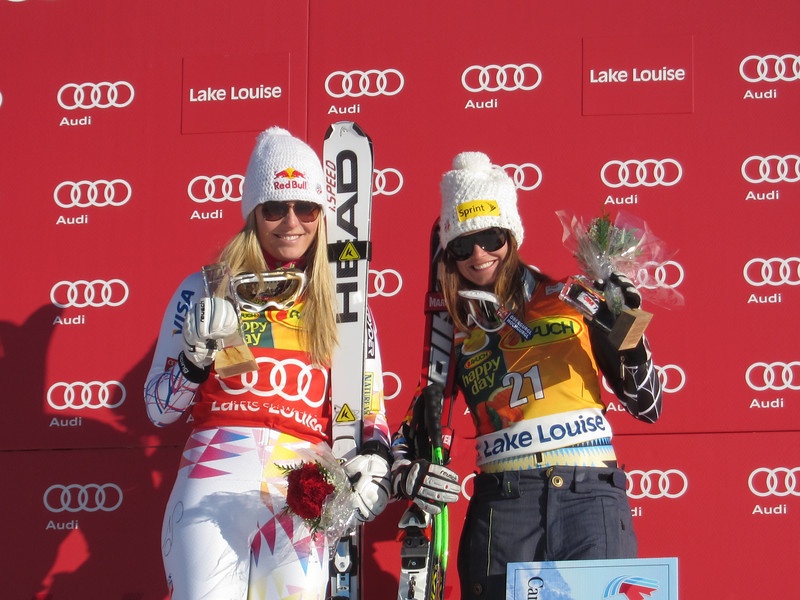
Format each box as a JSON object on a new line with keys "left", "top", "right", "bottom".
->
{"left": 260, "top": 201, "right": 321, "bottom": 223}
{"left": 446, "top": 228, "right": 508, "bottom": 261}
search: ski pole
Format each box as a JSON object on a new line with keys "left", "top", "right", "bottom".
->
{"left": 423, "top": 386, "right": 449, "bottom": 573}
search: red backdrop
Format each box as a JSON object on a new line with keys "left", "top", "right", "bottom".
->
{"left": 1, "top": 1, "right": 799, "bottom": 598}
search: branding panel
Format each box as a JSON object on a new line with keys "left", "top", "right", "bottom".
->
{"left": 181, "top": 53, "right": 290, "bottom": 134}
{"left": 507, "top": 558, "right": 678, "bottom": 600}
{"left": 583, "top": 35, "right": 694, "bottom": 115}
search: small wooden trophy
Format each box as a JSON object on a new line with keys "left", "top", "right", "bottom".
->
{"left": 560, "top": 275, "right": 652, "bottom": 351}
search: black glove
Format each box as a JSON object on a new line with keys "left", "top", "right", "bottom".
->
{"left": 596, "top": 272, "right": 642, "bottom": 310}
{"left": 391, "top": 459, "right": 461, "bottom": 515}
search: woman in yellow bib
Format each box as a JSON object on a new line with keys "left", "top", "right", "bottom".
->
{"left": 391, "top": 151, "right": 662, "bottom": 600}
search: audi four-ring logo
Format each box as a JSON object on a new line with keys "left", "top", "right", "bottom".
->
{"left": 369, "top": 269, "right": 403, "bottom": 298}
{"left": 626, "top": 469, "right": 688, "bottom": 499}
{"left": 461, "top": 64, "right": 542, "bottom": 92}
{"left": 373, "top": 168, "right": 403, "bottom": 196}
{"left": 219, "top": 356, "right": 328, "bottom": 407}
{"left": 50, "top": 279, "right": 130, "bottom": 308}
{"left": 325, "top": 69, "right": 404, "bottom": 98}
{"left": 739, "top": 54, "right": 800, "bottom": 82}
{"left": 54, "top": 179, "right": 132, "bottom": 208}
{"left": 57, "top": 81, "right": 135, "bottom": 110}
{"left": 502, "top": 163, "right": 543, "bottom": 191}
{"left": 636, "top": 260, "right": 685, "bottom": 290}
{"left": 43, "top": 483, "right": 124, "bottom": 513}
{"left": 745, "top": 362, "right": 800, "bottom": 391}
{"left": 748, "top": 467, "right": 800, "bottom": 497}
{"left": 601, "top": 159, "right": 683, "bottom": 188}
{"left": 741, "top": 155, "right": 800, "bottom": 184}
{"left": 47, "top": 381, "right": 127, "bottom": 410}
{"left": 743, "top": 257, "right": 800, "bottom": 286}
{"left": 188, "top": 174, "right": 244, "bottom": 203}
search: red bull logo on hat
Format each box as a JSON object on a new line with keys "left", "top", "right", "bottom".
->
{"left": 273, "top": 167, "right": 308, "bottom": 191}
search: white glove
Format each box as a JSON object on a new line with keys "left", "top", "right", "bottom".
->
{"left": 343, "top": 453, "right": 391, "bottom": 522}
{"left": 391, "top": 458, "right": 461, "bottom": 515}
{"left": 181, "top": 297, "right": 239, "bottom": 367}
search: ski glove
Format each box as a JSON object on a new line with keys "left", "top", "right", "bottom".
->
{"left": 392, "top": 458, "right": 461, "bottom": 515}
{"left": 343, "top": 452, "right": 392, "bottom": 522}
{"left": 181, "top": 296, "right": 239, "bottom": 368}
{"left": 596, "top": 272, "right": 642, "bottom": 310}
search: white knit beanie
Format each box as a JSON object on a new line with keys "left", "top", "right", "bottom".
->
{"left": 439, "top": 151, "right": 524, "bottom": 249}
{"left": 240, "top": 126, "right": 326, "bottom": 220}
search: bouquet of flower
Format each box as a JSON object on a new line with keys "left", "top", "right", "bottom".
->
{"left": 555, "top": 209, "right": 682, "bottom": 348}
{"left": 556, "top": 209, "right": 682, "bottom": 313}
{"left": 277, "top": 442, "right": 358, "bottom": 550}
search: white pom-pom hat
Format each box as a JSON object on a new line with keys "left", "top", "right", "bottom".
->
{"left": 439, "top": 151, "right": 524, "bottom": 249}
{"left": 240, "top": 126, "right": 326, "bottom": 220}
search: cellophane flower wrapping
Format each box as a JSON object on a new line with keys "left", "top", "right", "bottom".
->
{"left": 278, "top": 442, "right": 358, "bottom": 553}
{"left": 556, "top": 209, "right": 683, "bottom": 313}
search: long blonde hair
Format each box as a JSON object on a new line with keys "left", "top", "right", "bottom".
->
{"left": 219, "top": 211, "right": 338, "bottom": 366}
{"left": 439, "top": 232, "right": 526, "bottom": 332}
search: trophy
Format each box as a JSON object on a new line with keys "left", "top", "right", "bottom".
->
{"left": 556, "top": 211, "right": 656, "bottom": 351}
{"left": 201, "top": 262, "right": 258, "bottom": 377}
{"left": 559, "top": 274, "right": 652, "bottom": 350}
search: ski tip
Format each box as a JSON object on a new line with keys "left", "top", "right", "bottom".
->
{"left": 325, "top": 120, "right": 372, "bottom": 143}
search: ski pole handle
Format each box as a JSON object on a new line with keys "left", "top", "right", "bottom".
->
{"left": 422, "top": 384, "right": 444, "bottom": 455}
{"left": 421, "top": 384, "right": 449, "bottom": 575}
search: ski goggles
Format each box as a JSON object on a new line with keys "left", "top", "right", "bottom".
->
{"left": 260, "top": 201, "right": 321, "bottom": 223}
{"left": 459, "top": 289, "right": 533, "bottom": 340}
{"left": 446, "top": 227, "right": 508, "bottom": 261}
{"left": 232, "top": 270, "right": 308, "bottom": 312}
{"left": 459, "top": 290, "right": 504, "bottom": 332}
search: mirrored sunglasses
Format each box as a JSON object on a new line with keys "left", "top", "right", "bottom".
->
{"left": 260, "top": 201, "right": 321, "bottom": 223}
{"left": 446, "top": 227, "right": 508, "bottom": 261}
{"left": 232, "top": 270, "right": 308, "bottom": 312}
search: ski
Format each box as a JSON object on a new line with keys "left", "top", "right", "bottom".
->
{"left": 323, "top": 121, "right": 374, "bottom": 600}
{"left": 397, "top": 218, "right": 456, "bottom": 600}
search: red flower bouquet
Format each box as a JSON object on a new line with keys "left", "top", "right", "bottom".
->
{"left": 278, "top": 443, "right": 358, "bottom": 545}
{"left": 283, "top": 462, "right": 335, "bottom": 526}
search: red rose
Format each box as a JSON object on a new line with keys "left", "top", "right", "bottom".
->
{"left": 286, "top": 462, "right": 335, "bottom": 521}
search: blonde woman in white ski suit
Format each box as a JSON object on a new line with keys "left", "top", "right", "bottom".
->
{"left": 144, "top": 127, "right": 392, "bottom": 600}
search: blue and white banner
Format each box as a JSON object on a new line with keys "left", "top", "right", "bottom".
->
{"left": 506, "top": 557, "right": 678, "bottom": 600}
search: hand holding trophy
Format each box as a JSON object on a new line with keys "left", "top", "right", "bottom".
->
{"left": 555, "top": 210, "right": 675, "bottom": 350}
{"left": 201, "top": 262, "right": 259, "bottom": 377}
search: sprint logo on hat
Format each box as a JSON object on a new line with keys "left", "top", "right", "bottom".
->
{"left": 457, "top": 199, "right": 500, "bottom": 222}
